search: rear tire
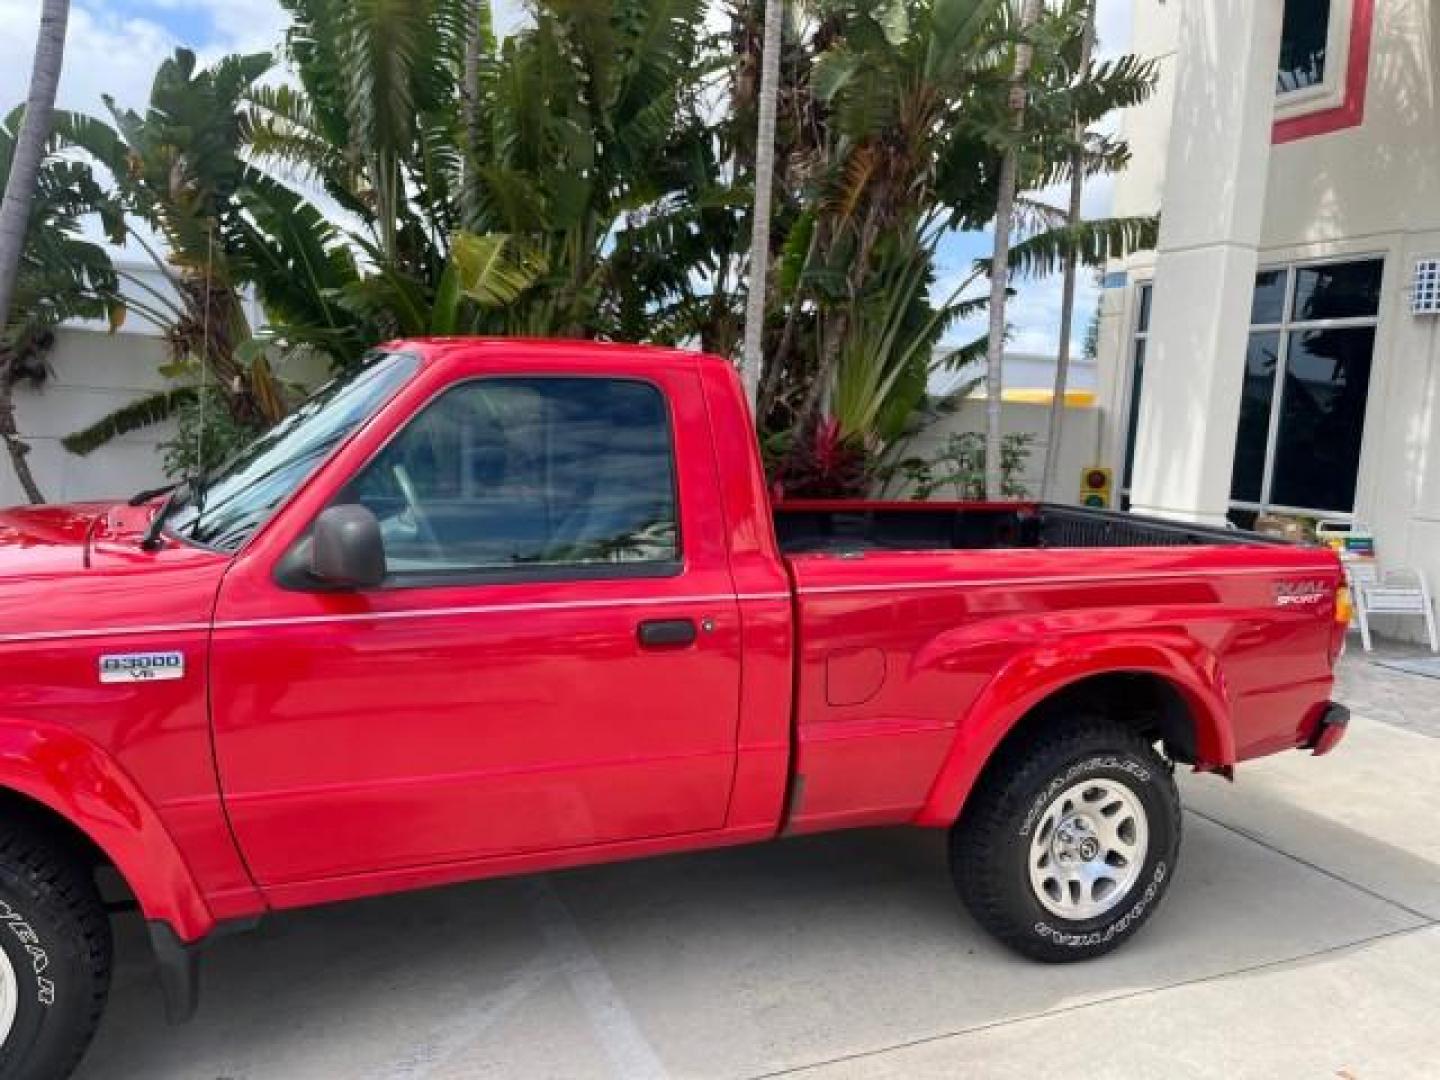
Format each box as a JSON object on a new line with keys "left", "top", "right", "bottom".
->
{"left": 951, "top": 720, "right": 1181, "bottom": 962}
{"left": 0, "top": 822, "right": 111, "bottom": 1080}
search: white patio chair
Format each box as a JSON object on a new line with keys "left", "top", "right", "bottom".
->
{"left": 1344, "top": 558, "right": 1440, "bottom": 654}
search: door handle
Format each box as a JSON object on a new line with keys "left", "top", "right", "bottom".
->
{"left": 637, "top": 618, "right": 698, "bottom": 648}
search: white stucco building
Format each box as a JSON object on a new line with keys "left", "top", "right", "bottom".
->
{"left": 1097, "top": 0, "right": 1440, "bottom": 595}
{"left": 1, "top": 261, "right": 275, "bottom": 508}
{"left": 1, "top": 261, "right": 180, "bottom": 507}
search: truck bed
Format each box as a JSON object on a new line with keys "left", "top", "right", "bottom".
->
{"left": 773, "top": 499, "right": 1337, "bottom": 837}
{"left": 774, "top": 501, "right": 1288, "bottom": 555}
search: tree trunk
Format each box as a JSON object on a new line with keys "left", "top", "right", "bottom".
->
{"left": 0, "top": 383, "right": 44, "bottom": 505}
{"left": 0, "top": 0, "right": 70, "bottom": 505}
{"left": 460, "top": 0, "right": 489, "bottom": 232}
{"left": 740, "top": 0, "right": 783, "bottom": 414}
{"left": 1041, "top": 0, "right": 1098, "bottom": 502}
{"left": 759, "top": 217, "right": 821, "bottom": 420}
{"left": 983, "top": 0, "right": 1043, "bottom": 501}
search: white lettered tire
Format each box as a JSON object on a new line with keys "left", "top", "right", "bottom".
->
{"left": 0, "top": 821, "right": 111, "bottom": 1080}
{"left": 951, "top": 721, "right": 1182, "bottom": 962}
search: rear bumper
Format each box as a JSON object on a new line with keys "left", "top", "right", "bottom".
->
{"left": 1302, "top": 702, "right": 1350, "bottom": 756}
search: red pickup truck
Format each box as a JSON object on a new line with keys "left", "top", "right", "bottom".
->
{"left": 0, "top": 340, "right": 1349, "bottom": 1078}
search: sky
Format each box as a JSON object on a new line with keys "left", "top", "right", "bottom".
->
{"left": 0, "top": 0, "right": 1133, "bottom": 358}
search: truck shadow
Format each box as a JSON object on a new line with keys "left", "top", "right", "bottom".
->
{"left": 77, "top": 803, "right": 1434, "bottom": 1079}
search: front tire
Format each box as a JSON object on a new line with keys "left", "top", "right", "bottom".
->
{"left": 951, "top": 721, "right": 1181, "bottom": 962}
{"left": 0, "top": 822, "right": 111, "bottom": 1080}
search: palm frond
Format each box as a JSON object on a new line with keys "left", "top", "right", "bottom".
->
{"left": 62, "top": 388, "right": 199, "bottom": 457}
{"left": 988, "top": 215, "right": 1159, "bottom": 280}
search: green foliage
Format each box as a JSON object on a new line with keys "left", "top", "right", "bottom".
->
{"left": 248, "top": 0, "right": 720, "bottom": 344}
{"left": 0, "top": 108, "right": 124, "bottom": 382}
{"left": 61, "top": 388, "right": 198, "bottom": 457}
{"left": 54, "top": 49, "right": 343, "bottom": 444}
{"left": 22, "top": 0, "right": 1160, "bottom": 496}
{"left": 888, "top": 430, "right": 1035, "bottom": 500}
{"left": 160, "top": 387, "right": 260, "bottom": 478}
{"left": 996, "top": 215, "right": 1159, "bottom": 281}
{"left": 1083, "top": 278, "right": 1102, "bottom": 361}
{"left": 752, "top": 0, "right": 1159, "bottom": 466}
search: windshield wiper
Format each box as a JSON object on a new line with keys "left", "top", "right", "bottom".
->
{"left": 139, "top": 468, "right": 208, "bottom": 551}
{"left": 140, "top": 482, "right": 186, "bottom": 551}
{"left": 127, "top": 481, "right": 180, "bottom": 507}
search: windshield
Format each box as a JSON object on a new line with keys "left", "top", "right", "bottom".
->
{"left": 166, "top": 351, "right": 420, "bottom": 552}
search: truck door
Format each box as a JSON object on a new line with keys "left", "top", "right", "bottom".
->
{"left": 209, "top": 365, "right": 742, "bottom": 886}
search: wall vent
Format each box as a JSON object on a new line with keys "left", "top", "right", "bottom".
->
{"left": 1412, "top": 258, "right": 1440, "bottom": 315}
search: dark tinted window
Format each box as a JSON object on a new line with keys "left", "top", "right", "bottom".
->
{"left": 1136, "top": 284, "right": 1153, "bottom": 334}
{"left": 1251, "top": 269, "right": 1288, "bottom": 325}
{"left": 1231, "top": 333, "right": 1281, "bottom": 503}
{"left": 1293, "top": 260, "right": 1383, "bottom": 321}
{"left": 339, "top": 378, "right": 679, "bottom": 576}
{"left": 1278, "top": 0, "right": 1331, "bottom": 94}
{"left": 1269, "top": 328, "right": 1375, "bottom": 511}
{"left": 1122, "top": 339, "right": 1146, "bottom": 492}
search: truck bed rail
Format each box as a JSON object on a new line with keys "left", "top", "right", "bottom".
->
{"left": 775, "top": 501, "right": 1291, "bottom": 555}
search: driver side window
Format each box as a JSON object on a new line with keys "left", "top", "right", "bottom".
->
{"left": 336, "top": 377, "right": 680, "bottom": 580}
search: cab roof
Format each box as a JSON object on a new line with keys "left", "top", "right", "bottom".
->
{"left": 384, "top": 337, "right": 732, "bottom": 375}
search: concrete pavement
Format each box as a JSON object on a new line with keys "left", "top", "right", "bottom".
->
{"left": 76, "top": 651, "right": 1440, "bottom": 1079}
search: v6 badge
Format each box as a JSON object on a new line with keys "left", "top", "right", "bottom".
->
{"left": 99, "top": 652, "right": 185, "bottom": 684}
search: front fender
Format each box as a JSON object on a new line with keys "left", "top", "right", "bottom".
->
{"left": 915, "top": 632, "right": 1232, "bottom": 827}
{"left": 0, "top": 719, "right": 216, "bottom": 942}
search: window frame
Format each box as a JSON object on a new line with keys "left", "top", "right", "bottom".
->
{"left": 1273, "top": 0, "right": 1373, "bottom": 143}
{"left": 281, "top": 373, "right": 686, "bottom": 592}
{"left": 1229, "top": 254, "right": 1384, "bottom": 520}
{"left": 168, "top": 349, "right": 423, "bottom": 557}
{"left": 1276, "top": 0, "right": 1344, "bottom": 105}
{"left": 1118, "top": 280, "right": 1153, "bottom": 504}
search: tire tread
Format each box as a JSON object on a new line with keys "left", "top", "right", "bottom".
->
{"left": 951, "top": 719, "right": 1182, "bottom": 962}
{"left": 0, "top": 819, "right": 112, "bottom": 1080}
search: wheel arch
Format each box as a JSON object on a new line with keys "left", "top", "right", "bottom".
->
{"left": 916, "top": 639, "right": 1231, "bottom": 828}
{"left": 0, "top": 719, "right": 216, "bottom": 942}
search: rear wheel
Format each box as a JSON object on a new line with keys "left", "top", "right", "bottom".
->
{"left": 951, "top": 721, "right": 1181, "bottom": 962}
{"left": 0, "top": 823, "right": 111, "bottom": 1080}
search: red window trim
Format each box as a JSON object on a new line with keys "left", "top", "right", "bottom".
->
{"left": 1273, "top": 0, "right": 1374, "bottom": 144}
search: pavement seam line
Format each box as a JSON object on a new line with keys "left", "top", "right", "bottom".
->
{"left": 368, "top": 954, "right": 553, "bottom": 1079}
{"left": 742, "top": 921, "right": 1440, "bottom": 1079}
{"left": 526, "top": 876, "right": 670, "bottom": 1080}
{"left": 1183, "top": 805, "right": 1438, "bottom": 923}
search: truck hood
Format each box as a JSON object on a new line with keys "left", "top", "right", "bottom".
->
{"left": 0, "top": 500, "right": 218, "bottom": 576}
{"left": 0, "top": 501, "right": 229, "bottom": 642}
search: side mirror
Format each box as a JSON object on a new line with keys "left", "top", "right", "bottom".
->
{"left": 310, "top": 505, "right": 387, "bottom": 589}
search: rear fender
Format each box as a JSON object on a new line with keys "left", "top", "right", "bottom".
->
{"left": 914, "top": 633, "right": 1231, "bottom": 828}
{"left": 0, "top": 719, "right": 215, "bottom": 942}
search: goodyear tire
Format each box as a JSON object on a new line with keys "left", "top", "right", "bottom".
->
{"left": 951, "top": 721, "right": 1181, "bottom": 962}
{"left": 0, "top": 822, "right": 111, "bottom": 1080}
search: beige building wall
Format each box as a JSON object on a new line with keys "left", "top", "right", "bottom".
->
{"left": 2, "top": 326, "right": 174, "bottom": 508}
{"left": 897, "top": 401, "right": 1102, "bottom": 501}
{"left": 1, "top": 260, "right": 308, "bottom": 511}
{"left": 1099, "top": 0, "right": 1440, "bottom": 639}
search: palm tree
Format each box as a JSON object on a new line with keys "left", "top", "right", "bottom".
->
{"left": 773, "top": 0, "right": 1011, "bottom": 445}
{"left": 0, "top": 0, "right": 70, "bottom": 503}
{"left": 984, "top": 0, "right": 1044, "bottom": 500}
{"left": 0, "top": 111, "right": 122, "bottom": 504}
{"left": 57, "top": 51, "right": 309, "bottom": 455}
{"left": 741, "top": 0, "right": 784, "bottom": 410}
{"left": 248, "top": 0, "right": 707, "bottom": 344}
{"left": 766, "top": 0, "right": 1154, "bottom": 482}
{"left": 1041, "top": 0, "right": 1097, "bottom": 501}
{"left": 55, "top": 49, "right": 381, "bottom": 468}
